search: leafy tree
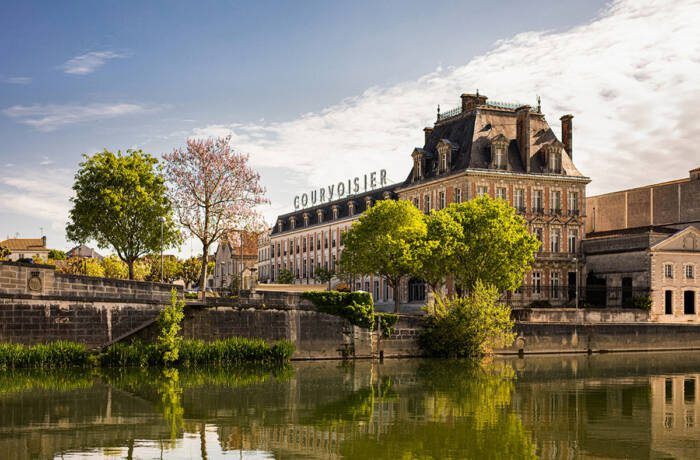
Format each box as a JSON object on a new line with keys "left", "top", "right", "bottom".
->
{"left": 278, "top": 268, "right": 295, "bottom": 284}
{"left": 163, "top": 136, "right": 268, "bottom": 300}
{"left": 445, "top": 196, "right": 539, "bottom": 293}
{"left": 66, "top": 149, "right": 180, "bottom": 279}
{"left": 57, "top": 257, "right": 106, "bottom": 277}
{"left": 419, "top": 281, "right": 516, "bottom": 358}
{"left": 48, "top": 249, "right": 66, "bottom": 260}
{"left": 157, "top": 289, "right": 185, "bottom": 365}
{"left": 102, "top": 255, "right": 128, "bottom": 279}
{"left": 417, "top": 209, "right": 463, "bottom": 296}
{"left": 0, "top": 245, "right": 10, "bottom": 261}
{"left": 340, "top": 200, "right": 427, "bottom": 313}
{"left": 146, "top": 255, "right": 183, "bottom": 283}
{"left": 181, "top": 256, "right": 214, "bottom": 289}
{"left": 314, "top": 266, "right": 335, "bottom": 290}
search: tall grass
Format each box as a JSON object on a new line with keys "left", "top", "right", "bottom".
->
{"left": 0, "top": 341, "right": 90, "bottom": 370}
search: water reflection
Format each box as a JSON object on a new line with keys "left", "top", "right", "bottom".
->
{"left": 1, "top": 353, "right": 700, "bottom": 459}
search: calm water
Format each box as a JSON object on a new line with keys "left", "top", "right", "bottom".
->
{"left": 2, "top": 352, "right": 700, "bottom": 459}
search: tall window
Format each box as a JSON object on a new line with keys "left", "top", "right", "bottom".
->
{"left": 686, "top": 265, "right": 695, "bottom": 279}
{"left": 454, "top": 187, "right": 462, "bottom": 203}
{"left": 423, "top": 194, "right": 431, "bottom": 213}
{"left": 439, "top": 191, "right": 446, "bottom": 209}
{"left": 514, "top": 188, "right": 525, "bottom": 212}
{"left": 550, "top": 151, "right": 562, "bottom": 173}
{"left": 494, "top": 147, "right": 506, "bottom": 170}
{"left": 534, "top": 227, "right": 543, "bottom": 252}
{"left": 533, "top": 190, "right": 543, "bottom": 213}
{"left": 568, "top": 229, "right": 578, "bottom": 253}
{"left": 551, "top": 191, "right": 562, "bottom": 214}
{"left": 332, "top": 233, "right": 336, "bottom": 248}
{"left": 533, "top": 272, "right": 542, "bottom": 294}
{"left": 440, "top": 153, "right": 447, "bottom": 172}
{"left": 332, "top": 206, "right": 339, "bottom": 219}
{"left": 550, "top": 228, "right": 561, "bottom": 252}
{"left": 552, "top": 272, "right": 560, "bottom": 299}
{"left": 496, "top": 187, "right": 507, "bottom": 200}
{"left": 331, "top": 254, "right": 336, "bottom": 271}
{"left": 412, "top": 197, "right": 419, "bottom": 208}
{"left": 665, "top": 264, "right": 674, "bottom": 279}
{"left": 477, "top": 185, "right": 488, "bottom": 197}
{"left": 302, "top": 237, "right": 306, "bottom": 252}
{"left": 568, "top": 191, "right": 579, "bottom": 215}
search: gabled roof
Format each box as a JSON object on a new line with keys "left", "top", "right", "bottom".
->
{"left": 651, "top": 225, "right": 700, "bottom": 251}
{"left": 0, "top": 238, "right": 46, "bottom": 251}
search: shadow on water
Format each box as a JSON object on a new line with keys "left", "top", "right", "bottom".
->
{"left": 1, "top": 352, "right": 700, "bottom": 459}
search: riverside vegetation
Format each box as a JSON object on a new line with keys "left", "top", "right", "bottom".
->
{"left": 0, "top": 290, "right": 294, "bottom": 370}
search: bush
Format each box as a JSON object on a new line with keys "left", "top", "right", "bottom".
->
{"left": 376, "top": 313, "right": 399, "bottom": 338}
{"left": 419, "top": 281, "right": 516, "bottom": 358}
{"left": 278, "top": 269, "right": 295, "bottom": 284}
{"left": 158, "top": 289, "right": 185, "bottom": 365}
{"left": 0, "top": 341, "right": 90, "bottom": 370}
{"left": 301, "top": 291, "right": 375, "bottom": 329}
{"left": 632, "top": 295, "right": 652, "bottom": 311}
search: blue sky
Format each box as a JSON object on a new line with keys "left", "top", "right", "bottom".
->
{"left": 1, "top": 0, "right": 699, "bottom": 255}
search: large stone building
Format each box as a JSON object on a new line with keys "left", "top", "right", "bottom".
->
{"left": 212, "top": 231, "right": 258, "bottom": 292}
{"left": 583, "top": 168, "right": 700, "bottom": 320}
{"left": 396, "top": 92, "right": 590, "bottom": 306}
{"left": 270, "top": 185, "right": 399, "bottom": 303}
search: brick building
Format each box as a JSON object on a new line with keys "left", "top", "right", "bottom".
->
{"left": 396, "top": 92, "right": 590, "bottom": 305}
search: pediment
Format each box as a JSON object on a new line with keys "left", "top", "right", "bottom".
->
{"left": 651, "top": 226, "right": 700, "bottom": 252}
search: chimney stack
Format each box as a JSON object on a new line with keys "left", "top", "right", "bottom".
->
{"left": 423, "top": 127, "right": 433, "bottom": 144}
{"left": 560, "top": 114, "right": 573, "bottom": 158}
{"left": 41, "top": 236, "right": 46, "bottom": 248}
{"left": 461, "top": 93, "right": 488, "bottom": 112}
{"left": 516, "top": 106, "right": 532, "bottom": 173}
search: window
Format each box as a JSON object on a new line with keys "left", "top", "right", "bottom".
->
{"left": 568, "top": 191, "right": 579, "bottom": 215}
{"left": 348, "top": 202, "right": 355, "bottom": 216}
{"left": 412, "top": 197, "right": 419, "bottom": 208}
{"left": 685, "top": 378, "right": 696, "bottom": 403}
{"left": 423, "top": 194, "right": 431, "bottom": 213}
{"left": 317, "top": 210, "right": 324, "bottom": 224}
{"left": 514, "top": 188, "right": 525, "bottom": 212}
{"left": 302, "top": 237, "right": 306, "bottom": 252}
{"left": 494, "top": 147, "right": 506, "bottom": 170}
{"left": 331, "top": 254, "right": 336, "bottom": 270}
{"left": 666, "top": 378, "right": 673, "bottom": 403}
{"left": 439, "top": 191, "right": 446, "bottom": 209}
{"left": 290, "top": 218, "right": 296, "bottom": 230}
{"left": 533, "top": 272, "right": 541, "bottom": 294}
{"left": 364, "top": 281, "right": 370, "bottom": 292}
{"left": 550, "top": 151, "right": 561, "bottom": 173}
{"left": 440, "top": 153, "right": 447, "bottom": 172}
{"left": 332, "top": 206, "right": 339, "bottom": 219}
{"left": 416, "top": 159, "right": 422, "bottom": 179}
{"left": 454, "top": 187, "right": 462, "bottom": 203}
{"left": 551, "top": 228, "right": 561, "bottom": 253}
{"left": 374, "top": 280, "right": 380, "bottom": 300}
{"left": 534, "top": 227, "right": 543, "bottom": 252}
{"left": 324, "top": 235, "right": 329, "bottom": 249}
{"left": 496, "top": 187, "right": 506, "bottom": 200}
{"left": 533, "top": 190, "right": 543, "bottom": 213}
{"left": 316, "top": 237, "right": 321, "bottom": 250}
{"left": 686, "top": 265, "right": 695, "bottom": 279}
{"left": 685, "top": 290, "right": 696, "bottom": 315}
{"left": 568, "top": 229, "right": 578, "bottom": 253}
{"left": 332, "top": 233, "right": 336, "bottom": 248}
{"left": 550, "top": 191, "right": 562, "bottom": 214}
{"left": 664, "top": 264, "right": 674, "bottom": 279}
{"left": 477, "top": 185, "right": 488, "bottom": 197}
{"left": 303, "top": 214, "right": 309, "bottom": 227}
{"left": 552, "top": 272, "right": 560, "bottom": 299}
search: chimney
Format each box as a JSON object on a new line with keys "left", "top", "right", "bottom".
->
{"left": 690, "top": 167, "right": 700, "bottom": 181}
{"left": 41, "top": 236, "right": 46, "bottom": 248}
{"left": 461, "top": 93, "right": 488, "bottom": 112}
{"left": 516, "top": 105, "right": 532, "bottom": 173}
{"left": 423, "top": 127, "right": 433, "bottom": 144}
{"left": 560, "top": 114, "right": 573, "bottom": 158}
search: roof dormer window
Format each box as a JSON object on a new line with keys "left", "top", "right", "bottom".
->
{"left": 411, "top": 149, "right": 425, "bottom": 182}
{"left": 303, "top": 213, "right": 310, "bottom": 228}
{"left": 348, "top": 201, "right": 355, "bottom": 216}
{"left": 277, "top": 221, "right": 283, "bottom": 233}
{"left": 289, "top": 217, "right": 296, "bottom": 230}
{"left": 332, "top": 205, "right": 339, "bottom": 220}
{"left": 436, "top": 139, "right": 454, "bottom": 174}
{"left": 365, "top": 197, "right": 372, "bottom": 209}
{"left": 490, "top": 134, "right": 508, "bottom": 170}
{"left": 544, "top": 143, "right": 563, "bottom": 174}
{"left": 316, "top": 209, "right": 324, "bottom": 224}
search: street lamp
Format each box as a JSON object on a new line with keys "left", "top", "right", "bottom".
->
{"left": 158, "top": 216, "right": 166, "bottom": 283}
{"left": 572, "top": 256, "right": 579, "bottom": 309}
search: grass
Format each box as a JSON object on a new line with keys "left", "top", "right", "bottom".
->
{"left": 0, "top": 341, "right": 91, "bottom": 370}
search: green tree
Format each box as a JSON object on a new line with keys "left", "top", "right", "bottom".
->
{"left": 66, "top": 149, "right": 181, "bottom": 279}
{"left": 445, "top": 196, "right": 539, "bottom": 293}
{"left": 0, "top": 246, "right": 9, "bottom": 261}
{"left": 417, "top": 209, "right": 463, "bottom": 296}
{"left": 419, "top": 281, "right": 516, "bottom": 358}
{"left": 340, "top": 200, "right": 427, "bottom": 313}
{"left": 57, "top": 257, "right": 106, "bottom": 277}
{"left": 278, "top": 268, "right": 295, "bottom": 284}
{"left": 102, "top": 255, "right": 128, "bottom": 279}
{"left": 181, "top": 256, "right": 214, "bottom": 289}
{"left": 48, "top": 249, "right": 66, "bottom": 260}
{"left": 146, "top": 255, "right": 183, "bottom": 283}
{"left": 314, "top": 266, "right": 335, "bottom": 290}
{"left": 158, "top": 289, "right": 185, "bottom": 365}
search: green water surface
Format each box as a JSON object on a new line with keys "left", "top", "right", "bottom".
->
{"left": 1, "top": 352, "right": 699, "bottom": 459}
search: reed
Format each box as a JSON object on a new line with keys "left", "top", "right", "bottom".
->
{"left": 0, "top": 341, "right": 90, "bottom": 370}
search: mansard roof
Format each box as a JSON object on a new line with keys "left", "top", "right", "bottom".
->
{"left": 404, "top": 94, "right": 586, "bottom": 185}
{"left": 272, "top": 184, "right": 399, "bottom": 236}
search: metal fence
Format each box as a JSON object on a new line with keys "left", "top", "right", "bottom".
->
{"left": 508, "top": 285, "right": 651, "bottom": 309}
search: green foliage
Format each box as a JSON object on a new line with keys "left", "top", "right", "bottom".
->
{"left": 314, "top": 266, "right": 335, "bottom": 285}
{"left": 0, "top": 245, "right": 10, "bottom": 260}
{"left": 97, "top": 340, "right": 161, "bottom": 367}
{"left": 632, "top": 295, "right": 653, "bottom": 311}
{"left": 158, "top": 289, "right": 185, "bottom": 365}
{"left": 302, "top": 291, "right": 375, "bottom": 329}
{"left": 376, "top": 313, "right": 398, "bottom": 338}
{"left": 181, "top": 256, "right": 214, "bottom": 288}
{"left": 48, "top": 249, "right": 66, "bottom": 260}
{"left": 278, "top": 268, "right": 295, "bottom": 284}
{"left": 101, "top": 254, "right": 129, "bottom": 279}
{"left": 146, "top": 255, "right": 183, "bottom": 283}
{"left": 419, "top": 281, "right": 516, "bottom": 358}
{"left": 0, "top": 341, "right": 91, "bottom": 370}
{"left": 417, "top": 209, "right": 463, "bottom": 292}
{"left": 66, "top": 149, "right": 181, "bottom": 279}
{"left": 443, "top": 197, "right": 540, "bottom": 293}
{"left": 340, "top": 200, "right": 427, "bottom": 312}
{"left": 56, "top": 257, "right": 106, "bottom": 277}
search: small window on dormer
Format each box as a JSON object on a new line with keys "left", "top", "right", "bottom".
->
{"left": 365, "top": 197, "right": 372, "bottom": 209}
{"left": 317, "top": 210, "right": 324, "bottom": 224}
{"left": 348, "top": 202, "right": 355, "bottom": 216}
{"left": 332, "top": 206, "right": 339, "bottom": 220}
{"left": 303, "top": 214, "right": 309, "bottom": 227}
{"left": 416, "top": 159, "right": 422, "bottom": 180}
{"left": 549, "top": 150, "right": 562, "bottom": 174}
{"left": 440, "top": 153, "right": 447, "bottom": 172}
{"left": 289, "top": 217, "right": 296, "bottom": 230}
{"left": 277, "top": 222, "right": 283, "bottom": 233}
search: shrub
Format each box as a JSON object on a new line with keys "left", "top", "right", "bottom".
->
{"left": 96, "top": 340, "right": 161, "bottom": 367}
{"left": 278, "top": 268, "right": 295, "bottom": 284}
{"left": 419, "top": 281, "right": 516, "bottom": 358}
{"left": 179, "top": 338, "right": 295, "bottom": 366}
{"left": 158, "top": 289, "right": 185, "bottom": 365}
{"left": 376, "top": 313, "right": 399, "bottom": 338}
{"left": 301, "top": 291, "right": 374, "bottom": 329}
{"left": 632, "top": 295, "right": 652, "bottom": 311}
{"left": 0, "top": 341, "right": 90, "bottom": 370}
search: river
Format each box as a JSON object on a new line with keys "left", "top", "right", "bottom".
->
{"left": 1, "top": 351, "right": 699, "bottom": 459}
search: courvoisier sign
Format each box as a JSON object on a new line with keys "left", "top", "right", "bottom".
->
{"left": 293, "top": 169, "right": 388, "bottom": 210}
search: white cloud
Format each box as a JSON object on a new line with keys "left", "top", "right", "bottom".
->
{"left": 60, "top": 51, "right": 127, "bottom": 75}
{"left": 1, "top": 76, "right": 32, "bottom": 84}
{"left": 2, "top": 103, "right": 154, "bottom": 131}
{"left": 191, "top": 0, "right": 700, "bottom": 221}
{"left": 0, "top": 173, "right": 73, "bottom": 224}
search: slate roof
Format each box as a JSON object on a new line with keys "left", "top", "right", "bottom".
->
{"left": 403, "top": 96, "right": 585, "bottom": 186}
{"left": 272, "top": 184, "right": 399, "bottom": 235}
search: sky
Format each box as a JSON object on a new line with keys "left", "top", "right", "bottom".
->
{"left": 1, "top": 0, "right": 699, "bottom": 256}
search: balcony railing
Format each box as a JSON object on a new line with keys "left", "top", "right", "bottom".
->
{"left": 515, "top": 205, "right": 527, "bottom": 214}
{"left": 567, "top": 209, "right": 580, "bottom": 217}
{"left": 549, "top": 207, "right": 562, "bottom": 216}
{"left": 508, "top": 285, "right": 651, "bottom": 309}
{"left": 437, "top": 106, "right": 462, "bottom": 121}
{"left": 532, "top": 206, "right": 544, "bottom": 214}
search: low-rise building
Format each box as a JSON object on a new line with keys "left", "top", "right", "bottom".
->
{"left": 0, "top": 236, "right": 49, "bottom": 262}
{"left": 66, "top": 245, "right": 103, "bottom": 260}
{"left": 212, "top": 231, "right": 258, "bottom": 292}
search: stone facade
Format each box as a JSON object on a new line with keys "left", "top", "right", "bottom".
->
{"left": 212, "top": 231, "right": 258, "bottom": 291}
{"left": 256, "top": 229, "right": 272, "bottom": 283}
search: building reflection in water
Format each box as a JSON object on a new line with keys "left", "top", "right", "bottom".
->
{"left": 1, "top": 353, "right": 700, "bottom": 459}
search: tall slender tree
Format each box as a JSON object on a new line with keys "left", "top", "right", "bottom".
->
{"left": 66, "top": 150, "right": 180, "bottom": 279}
{"left": 163, "top": 136, "right": 267, "bottom": 300}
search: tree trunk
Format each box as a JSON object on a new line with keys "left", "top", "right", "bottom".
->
{"left": 200, "top": 244, "right": 209, "bottom": 303}
{"left": 127, "top": 260, "right": 134, "bottom": 280}
{"left": 393, "top": 282, "right": 400, "bottom": 313}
